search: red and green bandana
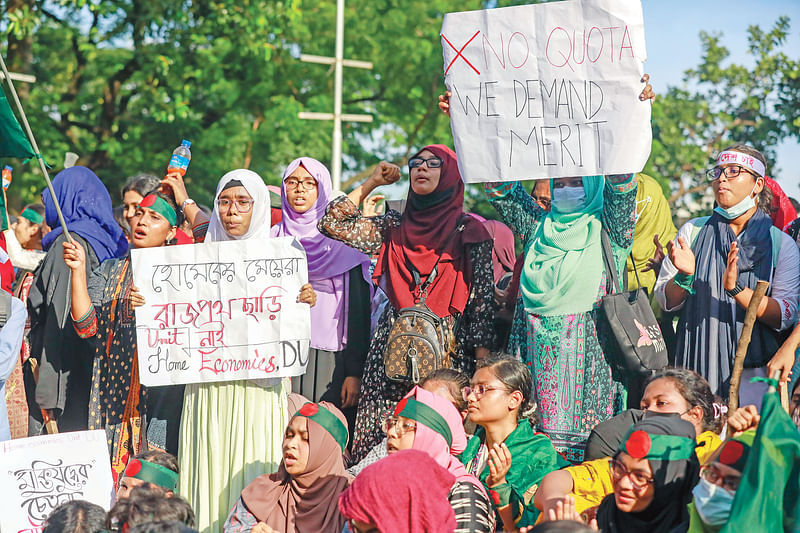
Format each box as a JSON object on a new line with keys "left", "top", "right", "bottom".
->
{"left": 123, "top": 458, "right": 179, "bottom": 491}
{"left": 19, "top": 207, "right": 44, "bottom": 225}
{"left": 393, "top": 396, "right": 453, "bottom": 447}
{"left": 716, "top": 429, "right": 755, "bottom": 472}
{"left": 620, "top": 429, "right": 697, "bottom": 461}
{"left": 139, "top": 194, "right": 177, "bottom": 227}
{"left": 297, "top": 402, "right": 348, "bottom": 453}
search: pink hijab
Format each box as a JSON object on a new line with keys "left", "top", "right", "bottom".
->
{"left": 398, "top": 386, "right": 487, "bottom": 497}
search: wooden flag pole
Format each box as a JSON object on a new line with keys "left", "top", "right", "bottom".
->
{"left": 728, "top": 280, "right": 770, "bottom": 412}
{"left": 0, "top": 51, "right": 72, "bottom": 242}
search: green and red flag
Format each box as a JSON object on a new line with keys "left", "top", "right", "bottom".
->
{"left": 721, "top": 378, "right": 800, "bottom": 532}
{"left": 0, "top": 89, "right": 34, "bottom": 160}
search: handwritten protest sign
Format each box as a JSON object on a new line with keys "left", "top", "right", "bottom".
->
{"left": 132, "top": 237, "right": 311, "bottom": 386}
{"left": 0, "top": 430, "right": 114, "bottom": 533}
{"left": 441, "top": 0, "right": 650, "bottom": 182}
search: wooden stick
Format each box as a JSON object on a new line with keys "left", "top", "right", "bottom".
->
{"left": 780, "top": 381, "right": 790, "bottom": 413}
{"left": 0, "top": 51, "right": 72, "bottom": 242}
{"left": 728, "top": 280, "right": 770, "bottom": 412}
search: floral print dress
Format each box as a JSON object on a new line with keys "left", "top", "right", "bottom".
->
{"left": 319, "top": 196, "right": 497, "bottom": 464}
{"left": 485, "top": 176, "right": 637, "bottom": 463}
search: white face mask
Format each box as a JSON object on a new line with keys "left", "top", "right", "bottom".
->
{"left": 551, "top": 186, "right": 586, "bottom": 213}
{"left": 714, "top": 183, "right": 758, "bottom": 220}
{"left": 692, "top": 477, "right": 735, "bottom": 526}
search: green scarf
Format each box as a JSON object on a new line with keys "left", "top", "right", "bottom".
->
{"left": 521, "top": 176, "right": 605, "bottom": 316}
{"left": 459, "top": 422, "right": 570, "bottom": 526}
{"left": 626, "top": 173, "right": 677, "bottom": 292}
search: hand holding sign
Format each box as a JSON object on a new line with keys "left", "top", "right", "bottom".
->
{"left": 441, "top": 0, "right": 652, "bottom": 182}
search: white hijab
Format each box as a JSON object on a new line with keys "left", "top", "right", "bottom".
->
{"left": 206, "top": 169, "right": 272, "bottom": 242}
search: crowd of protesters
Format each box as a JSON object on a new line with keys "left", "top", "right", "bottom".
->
{"left": 0, "top": 74, "right": 798, "bottom": 533}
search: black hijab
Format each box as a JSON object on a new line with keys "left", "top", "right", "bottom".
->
{"left": 596, "top": 414, "right": 700, "bottom": 533}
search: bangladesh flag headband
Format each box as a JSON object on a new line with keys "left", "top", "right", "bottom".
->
{"left": 620, "top": 429, "right": 696, "bottom": 461}
{"left": 123, "top": 459, "right": 178, "bottom": 491}
{"left": 297, "top": 402, "right": 349, "bottom": 453}
{"left": 139, "top": 194, "right": 177, "bottom": 227}
{"left": 393, "top": 396, "right": 453, "bottom": 447}
{"left": 715, "top": 430, "right": 755, "bottom": 472}
{"left": 19, "top": 207, "right": 44, "bottom": 225}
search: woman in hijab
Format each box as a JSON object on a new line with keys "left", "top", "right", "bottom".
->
{"left": 27, "top": 166, "right": 128, "bottom": 434}
{"left": 272, "top": 158, "right": 372, "bottom": 437}
{"left": 224, "top": 400, "right": 351, "bottom": 533}
{"left": 178, "top": 169, "right": 317, "bottom": 533}
{"left": 439, "top": 81, "right": 652, "bottom": 463}
{"left": 484, "top": 220, "right": 516, "bottom": 289}
{"left": 485, "top": 173, "right": 638, "bottom": 463}
{"left": 338, "top": 449, "right": 457, "bottom": 533}
{"left": 384, "top": 385, "right": 494, "bottom": 532}
{"left": 595, "top": 414, "right": 700, "bottom": 533}
{"left": 319, "top": 146, "right": 496, "bottom": 464}
{"left": 63, "top": 192, "right": 185, "bottom": 481}
{"left": 655, "top": 144, "right": 800, "bottom": 407}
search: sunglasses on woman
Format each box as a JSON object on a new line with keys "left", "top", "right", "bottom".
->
{"left": 408, "top": 156, "right": 443, "bottom": 169}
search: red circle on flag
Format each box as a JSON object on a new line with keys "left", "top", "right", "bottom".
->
{"left": 299, "top": 403, "right": 318, "bottom": 416}
{"left": 626, "top": 430, "right": 651, "bottom": 459}
{"left": 125, "top": 459, "right": 142, "bottom": 477}
{"left": 394, "top": 397, "right": 409, "bottom": 416}
{"left": 719, "top": 441, "right": 744, "bottom": 465}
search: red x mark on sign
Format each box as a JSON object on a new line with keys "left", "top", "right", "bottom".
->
{"left": 442, "top": 30, "right": 482, "bottom": 76}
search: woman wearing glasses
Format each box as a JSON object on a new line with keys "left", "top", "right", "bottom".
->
{"left": 593, "top": 415, "right": 700, "bottom": 533}
{"left": 271, "top": 158, "right": 372, "bottom": 442}
{"left": 382, "top": 385, "right": 494, "bottom": 532}
{"left": 655, "top": 144, "right": 800, "bottom": 407}
{"left": 671, "top": 430, "right": 753, "bottom": 532}
{"left": 459, "top": 356, "right": 569, "bottom": 530}
{"left": 178, "top": 169, "right": 317, "bottom": 533}
{"left": 319, "top": 144, "right": 496, "bottom": 464}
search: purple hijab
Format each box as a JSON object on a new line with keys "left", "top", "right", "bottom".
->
{"left": 271, "top": 157, "right": 371, "bottom": 351}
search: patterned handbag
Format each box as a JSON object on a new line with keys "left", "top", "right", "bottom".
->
{"left": 384, "top": 222, "right": 464, "bottom": 384}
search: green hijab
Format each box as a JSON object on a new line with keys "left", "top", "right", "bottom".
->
{"left": 521, "top": 176, "right": 605, "bottom": 316}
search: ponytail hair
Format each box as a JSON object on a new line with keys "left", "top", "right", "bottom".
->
{"left": 478, "top": 355, "right": 538, "bottom": 427}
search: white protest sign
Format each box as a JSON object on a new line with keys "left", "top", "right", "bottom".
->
{"left": 0, "top": 430, "right": 114, "bottom": 533}
{"left": 131, "top": 237, "right": 311, "bottom": 386}
{"left": 441, "top": 0, "right": 650, "bottom": 182}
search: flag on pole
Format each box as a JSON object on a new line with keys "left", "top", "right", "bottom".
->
{"left": 721, "top": 378, "right": 800, "bottom": 532}
{"left": 0, "top": 90, "right": 34, "bottom": 160}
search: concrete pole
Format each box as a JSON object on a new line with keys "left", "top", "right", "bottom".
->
{"left": 331, "top": 0, "right": 345, "bottom": 190}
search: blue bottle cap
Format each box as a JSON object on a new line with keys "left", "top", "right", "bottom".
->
{"left": 181, "top": 139, "right": 191, "bottom": 148}
{"left": 3, "top": 166, "right": 11, "bottom": 171}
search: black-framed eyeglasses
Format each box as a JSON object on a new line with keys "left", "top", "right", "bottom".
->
{"left": 408, "top": 156, "right": 443, "bottom": 169}
{"left": 462, "top": 384, "right": 508, "bottom": 401}
{"left": 706, "top": 165, "right": 757, "bottom": 181}
{"left": 609, "top": 458, "right": 654, "bottom": 490}
{"left": 284, "top": 178, "right": 317, "bottom": 190}
{"left": 381, "top": 416, "right": 417, "bottom": 436}
{"left": 701, "top": 464, "right": 741, "bottom": 494}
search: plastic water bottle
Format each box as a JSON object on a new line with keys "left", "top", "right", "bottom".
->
{"left": 2, "top": 166, "right": 12, "bottom": 190}
{"left": 167, "top": 139, "right": 192, "bottom": 176}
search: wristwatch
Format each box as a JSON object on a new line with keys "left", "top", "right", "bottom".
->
{"left": 181, "top": 198, "right": 196, "bottom": 213}
{"left": 726, "top": 282, "right": 745, "bottom": 298}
